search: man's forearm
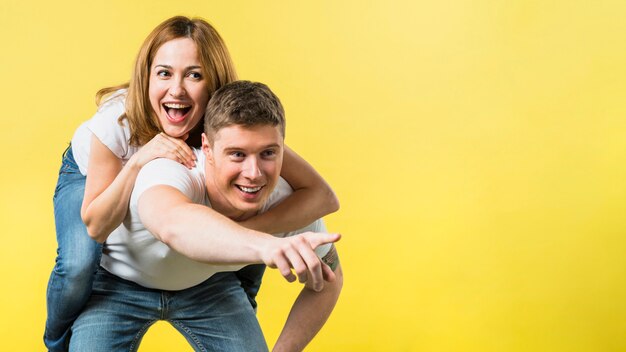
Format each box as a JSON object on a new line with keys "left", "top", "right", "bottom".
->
{"left": 138, "top": 185, "right": 341, "bottom": 287}
{"left": 273, "top": 264, "right": 343, "bottom": 352}
{"left": 139, "top": 186, "right": 271, "bottom": 264}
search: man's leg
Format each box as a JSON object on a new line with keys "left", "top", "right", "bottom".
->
{"left": 235, "top": 264, "right": 267, "bottom": 310}
{"left": 167, "top": 272, "right": 269, "bottom": 352}
{"left": 69, "top": 268, "right": 160, "bottom": 352}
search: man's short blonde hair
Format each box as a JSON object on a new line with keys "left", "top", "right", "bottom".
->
{"left": 203, "top": 81, "right": 285, "bottom": 143}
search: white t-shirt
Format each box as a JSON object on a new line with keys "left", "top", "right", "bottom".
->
{"left": 70, "top": 90, "right": 139, "bottom": 175}
{"left": 101, "top": 149, "right": 331, "bottom": 290}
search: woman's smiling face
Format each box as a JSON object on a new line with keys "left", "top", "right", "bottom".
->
{"left": 149, "top": 37, "right": 210, "bottom": 138}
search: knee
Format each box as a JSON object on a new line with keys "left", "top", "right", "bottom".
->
{"left": 56, "top": 250, "right": 101, "bottom": 284}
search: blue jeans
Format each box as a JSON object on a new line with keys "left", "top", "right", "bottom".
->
{"left": 235, "top": 264, "right": 266, "bottom": 310}
{"left": 44, "top": 145, "right": 266, "bottom": 351}
{"left": 45, "top": 146, "right": 102, "bottom": 352}
{"left": 69, "top": 268, "right": 268, "bottom": 352}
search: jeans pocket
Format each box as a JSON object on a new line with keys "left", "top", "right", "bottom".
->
{"left": 59, "top": 144, "right": 80, "bottom": 174}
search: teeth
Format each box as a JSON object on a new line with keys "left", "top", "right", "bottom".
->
{"left": 164, "top": 103, "right": 190, "bottom": 109}
{"left": 239, "top": 186, "right": 262, "bottom": 193}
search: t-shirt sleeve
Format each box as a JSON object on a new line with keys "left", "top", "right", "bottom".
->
{"left": 130, "top": 158, "right": 205, "bottom": 209}
{"left": 87, "top": 92, "right": 131, "bottom": 159}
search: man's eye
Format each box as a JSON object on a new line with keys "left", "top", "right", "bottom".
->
{"left": 230, "top": 151, "right": 245, "bottom": 158}
{"left": 262, "top": 150, "right": 276, "bottom": 158}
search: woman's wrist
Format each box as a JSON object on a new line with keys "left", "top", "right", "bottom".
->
{"left": 125, "top": 153, "right": 146, "bottom": 171}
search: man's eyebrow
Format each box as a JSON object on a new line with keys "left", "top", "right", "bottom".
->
{"left": 223, "top": 144, "right": 281, "bottom": 151}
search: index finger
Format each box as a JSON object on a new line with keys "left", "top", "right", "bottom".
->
{"left": 303, "top": 232, "right": 341, "bottom": 250}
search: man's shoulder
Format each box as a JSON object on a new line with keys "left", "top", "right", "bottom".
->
{"left": 133, "top": 158, "right": 205, "bottom": 204}
{"left": 141, "top": 158, "right": 191, "bottom": 181}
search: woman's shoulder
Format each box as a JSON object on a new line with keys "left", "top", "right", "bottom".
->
{"left": 87, "top": 88, "right": 133, "bottom": 154}
{"left": 90, "top": 89, "right": 127, "bottom": 125}
{"left": 97, "top": 89, "right": 127, "bottom": 112}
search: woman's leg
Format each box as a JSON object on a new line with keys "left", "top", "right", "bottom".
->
{"left": 44, "top": 146, "right": 102, "bottom": 352}
{"left": 69, "top": 268, "right": 160, "bottom": 352}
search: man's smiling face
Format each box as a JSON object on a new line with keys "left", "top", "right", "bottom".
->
{"left": 202, "top": 124, "right": 284, "bottom": 220}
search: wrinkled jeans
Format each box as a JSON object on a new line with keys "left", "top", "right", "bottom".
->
{"left": 69, "top": 268, "right": 268, "bottom": 352}
{"left": 44, "top": 145, "right": 266, "bottom": 351}
{"left": 44, "top": 146, "right": 102, "bottom": 351}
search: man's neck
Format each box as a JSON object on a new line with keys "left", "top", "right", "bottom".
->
{"left": 205, "top": 192, "right": 244, "bottom": 222}
{"left": 204, "top": 179, "right": 257, "bottom": 222}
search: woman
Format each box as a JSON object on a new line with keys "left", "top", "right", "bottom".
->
{"left": 44, "top": 16, "right": 338, "bottom": 351}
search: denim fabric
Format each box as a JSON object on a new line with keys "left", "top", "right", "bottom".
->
{"left": 44, "top": 146, "right": 103, "bottom": 352}
{"left": 69, "top": 268, "right": 268, "bottom": 352}
{"left": 44, "top": 146, "right": 266, "bottom": 351}
{"left": 235, "top": 264, "right": 266, "bottom": 309}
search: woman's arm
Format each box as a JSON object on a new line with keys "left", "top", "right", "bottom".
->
{"left": 81, "top": 136, "right": 140, "bottom": 243}
{"left": 239, "top": 146, "right": 339, "bottom": 234}
{"left": 81, "top": 133, "right": 196, "bottom": 243}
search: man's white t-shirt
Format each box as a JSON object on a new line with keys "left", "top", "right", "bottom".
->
{"left": 100, "top": 149, "right": 331, "bottom": 290}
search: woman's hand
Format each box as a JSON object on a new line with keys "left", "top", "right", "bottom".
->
{"left": 82, "top": 132, "right": 194, "bottom": 242}
{"left": 132, "top": 132, "right": 196, "bottom": 169}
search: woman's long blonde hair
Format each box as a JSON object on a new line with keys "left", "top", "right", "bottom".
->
{"left": 96, "top": 16, "right": 238, "bottom": 146}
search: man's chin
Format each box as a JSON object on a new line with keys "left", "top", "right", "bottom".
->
{"left": 231, "top": 196, "right": 264, "bottom": 213}
{"left": 237, "top": 202, "right": 263, "bottom": 213}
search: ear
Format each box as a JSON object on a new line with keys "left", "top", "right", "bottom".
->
{"left": 201, "top": 133, "right": 214, "bottom": 164}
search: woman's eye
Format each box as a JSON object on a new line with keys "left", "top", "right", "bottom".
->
{"left": 156, "top": 70, "right": 170, "bottom": 77}
{"left": 188, "top": 72, "right": 202, "bottom": 79}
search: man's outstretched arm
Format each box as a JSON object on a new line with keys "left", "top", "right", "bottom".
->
{"left": 273, "top": 249, "right": 343, "bottom": 352}
{"left": 137, "top": 184, "right": 340, "bottom": 291}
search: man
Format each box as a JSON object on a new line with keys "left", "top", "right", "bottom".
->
{"left": 69, "top": 81, "right": 342, "bottom": 352}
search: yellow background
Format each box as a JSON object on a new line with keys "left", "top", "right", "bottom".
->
{"left": 1, "top": 1, "right": 625, "bottom": 351}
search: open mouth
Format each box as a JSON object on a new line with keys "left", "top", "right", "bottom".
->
{"left": 163, "top": 103, "right": 192, "bottom": 123}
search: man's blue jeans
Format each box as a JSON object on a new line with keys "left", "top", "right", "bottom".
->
{"left": 44, "top": 146, "right": 266, "bottom": 351}
{"left": 69, "top": 268, "right": 268, "bottom": 352}
{"left": 45, "top": 146, "right": 102, "bottom": 352}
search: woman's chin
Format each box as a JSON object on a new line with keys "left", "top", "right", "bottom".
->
{"left": 162, "top": 127, "right": 188, "bottom": 139}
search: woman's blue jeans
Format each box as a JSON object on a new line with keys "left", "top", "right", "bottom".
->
{"left": 69, "top": 268, "right": 268, "bottom": 352}
{"left": 44, "top": 146, "right": 102, "bottom": 351}
{"left": 44, "top": 145, "right": 266, "bottom": 351}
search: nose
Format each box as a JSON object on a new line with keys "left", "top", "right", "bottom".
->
{"left": 242, "top": 157, "right": 262, "bottom": 180}
{"left": 168, "top": 78, "right": 187, "bottom": 98}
